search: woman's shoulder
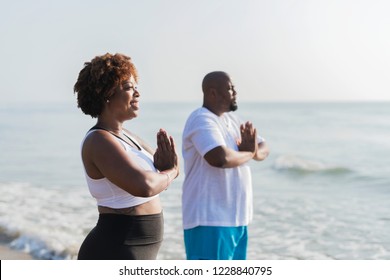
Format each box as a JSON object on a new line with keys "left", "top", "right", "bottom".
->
{"left": 82, "top": 129, "right": 118, "bottom": 148}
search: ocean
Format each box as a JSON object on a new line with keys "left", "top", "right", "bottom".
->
{"left": 0, "top": 101, "right": 389, "bottom": 260}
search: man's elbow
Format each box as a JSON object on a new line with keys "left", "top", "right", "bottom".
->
{"left": 254, "top": 144, "right": 270, "bottom": 161}
{"left": 205, "top": 156, "right": 228, "bottom": 168}
{"left": 204, "top": 147, "right": 229, "bottom": 168}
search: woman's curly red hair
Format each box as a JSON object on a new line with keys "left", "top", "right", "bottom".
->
{"left": 74, "top": 53, "right": 138, "bottom": 118}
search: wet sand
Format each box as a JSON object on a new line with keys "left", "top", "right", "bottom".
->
{"left": 0, "top": 244, "right": 33, "bottom": 260}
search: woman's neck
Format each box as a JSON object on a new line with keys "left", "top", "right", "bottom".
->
{"left": 96, "top": 118, "right": 123, "bottom": 135}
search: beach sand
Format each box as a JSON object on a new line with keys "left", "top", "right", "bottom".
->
{"left": 0, "top": 244, "right": 33, "bottom": 260}
{"left": 0, "top": 233, "right": 33, "bottom": 260}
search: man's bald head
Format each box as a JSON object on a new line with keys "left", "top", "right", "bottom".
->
{"left": 201, "top": 71, "right": 237, "bottom": 116}
{"left": 202, "top": 71, "right": 230, "bottom": 94}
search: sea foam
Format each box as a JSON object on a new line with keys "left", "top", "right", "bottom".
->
{"left": 273, "top": 155, "right": 352, "bottom": 175}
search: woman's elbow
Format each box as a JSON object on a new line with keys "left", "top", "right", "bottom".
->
{"left": 137, "top": 181, "right": 159, "bottom": 197}
{"left": 125, "top": 177, "right": 158, "bottom": 198}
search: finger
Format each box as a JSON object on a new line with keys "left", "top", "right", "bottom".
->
{"left": 247, "top": 121, "right": 253, "bottom": 131}
{"left": 157, "top": 130, "right": 165, "bottom": 151}
{"left": 162, "top": 130, "right": 171, "bottom": 151}
{"left": 169, "top": 136, "right": 176, "bottom": 152}
{"left": 244, "top": 124, "right": 252, "bottom": 136}
{"left": 158, "top": 129, "right": 170, "bottom": 152}
{"left": 249, "top": 123, "right": 255, "bottom": 136}
{"left": 246, "top": 122, "right": 255, "bottom": 136}
{"left": 170, "top": 136, "right": 179, "bottom": 167}
{"left": 241, "top": 130, "right": 249, "bottom": 142}
{"left": 156, "top": 129, "right": 164, "bottom": 141}
{"left": 243, "top": 122, "right": 249, "bottom": 134}
{"left": 253, "top": 128, "right": 257, "bottom": 140}
{"left": 161, "top": 129, "right": 171, "bottom": 149}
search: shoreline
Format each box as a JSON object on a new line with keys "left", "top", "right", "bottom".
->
{"left": 0, "top": 243, "right": 34, "bottom": 260}
{"left": 0, "top": 233, "right": 34, "bottom": 260}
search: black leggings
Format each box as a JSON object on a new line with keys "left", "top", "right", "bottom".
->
{"left": 77, "top": 212, "right": 163, "bottom": 260}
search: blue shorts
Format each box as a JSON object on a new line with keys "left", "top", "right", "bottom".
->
{"left": 184, "top": 226, "right": 248, "bottom": 260}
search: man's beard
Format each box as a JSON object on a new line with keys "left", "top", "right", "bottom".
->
{"left": 230, "top": 102, "right": 238, "bottom": 112}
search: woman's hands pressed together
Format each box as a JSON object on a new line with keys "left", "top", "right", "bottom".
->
{"left": 154, "top": 129, "right": 179, "bottom": 178}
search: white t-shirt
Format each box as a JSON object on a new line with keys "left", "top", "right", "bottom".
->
{"left": 181, "top": 107, "right": 264, "bottom": 229}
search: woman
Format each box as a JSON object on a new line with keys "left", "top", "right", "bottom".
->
{"left": 74, "top": 53, "right": 179, "bottom": 260}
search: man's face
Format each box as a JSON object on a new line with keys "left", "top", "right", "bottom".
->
{"left": 217, "top": 77, "right": 238, "bottom": 112}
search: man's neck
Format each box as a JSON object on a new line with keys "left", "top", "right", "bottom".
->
{"left": 202, "top": 104, "right": 224, "bottom": 117}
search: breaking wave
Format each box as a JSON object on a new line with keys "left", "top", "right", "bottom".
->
{"left": 273, "top": 155, "right": 352, "bottom": 175}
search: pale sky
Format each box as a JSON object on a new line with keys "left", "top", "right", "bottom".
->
{"left": 1, "top": 0, "right": 389, "bottom": 104}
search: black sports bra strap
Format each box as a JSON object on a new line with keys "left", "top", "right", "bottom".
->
{"left": 89, "top": 126, "right": 142, "bottom": 151}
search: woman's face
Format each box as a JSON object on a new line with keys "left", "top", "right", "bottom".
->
{"left": 109, "top": 76, "right": 140, "bottom": 121}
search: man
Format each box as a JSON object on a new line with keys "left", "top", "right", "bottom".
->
{"left": 181, "top": 71, "right": 269, "bottom": 260}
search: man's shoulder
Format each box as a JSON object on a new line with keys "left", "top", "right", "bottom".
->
{"left": 183, "top": 108, "right": 220, "bottom": 139}
{"left": 186, "top": 107, "right": 217, "bottom": 123}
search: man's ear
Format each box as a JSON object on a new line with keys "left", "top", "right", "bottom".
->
{"left": 209, "top": 88, "right": 218, "bottom": 99}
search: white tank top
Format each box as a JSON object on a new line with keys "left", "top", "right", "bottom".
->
{"left": 82, "top": 129, "right": 158, "bottom": 208}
